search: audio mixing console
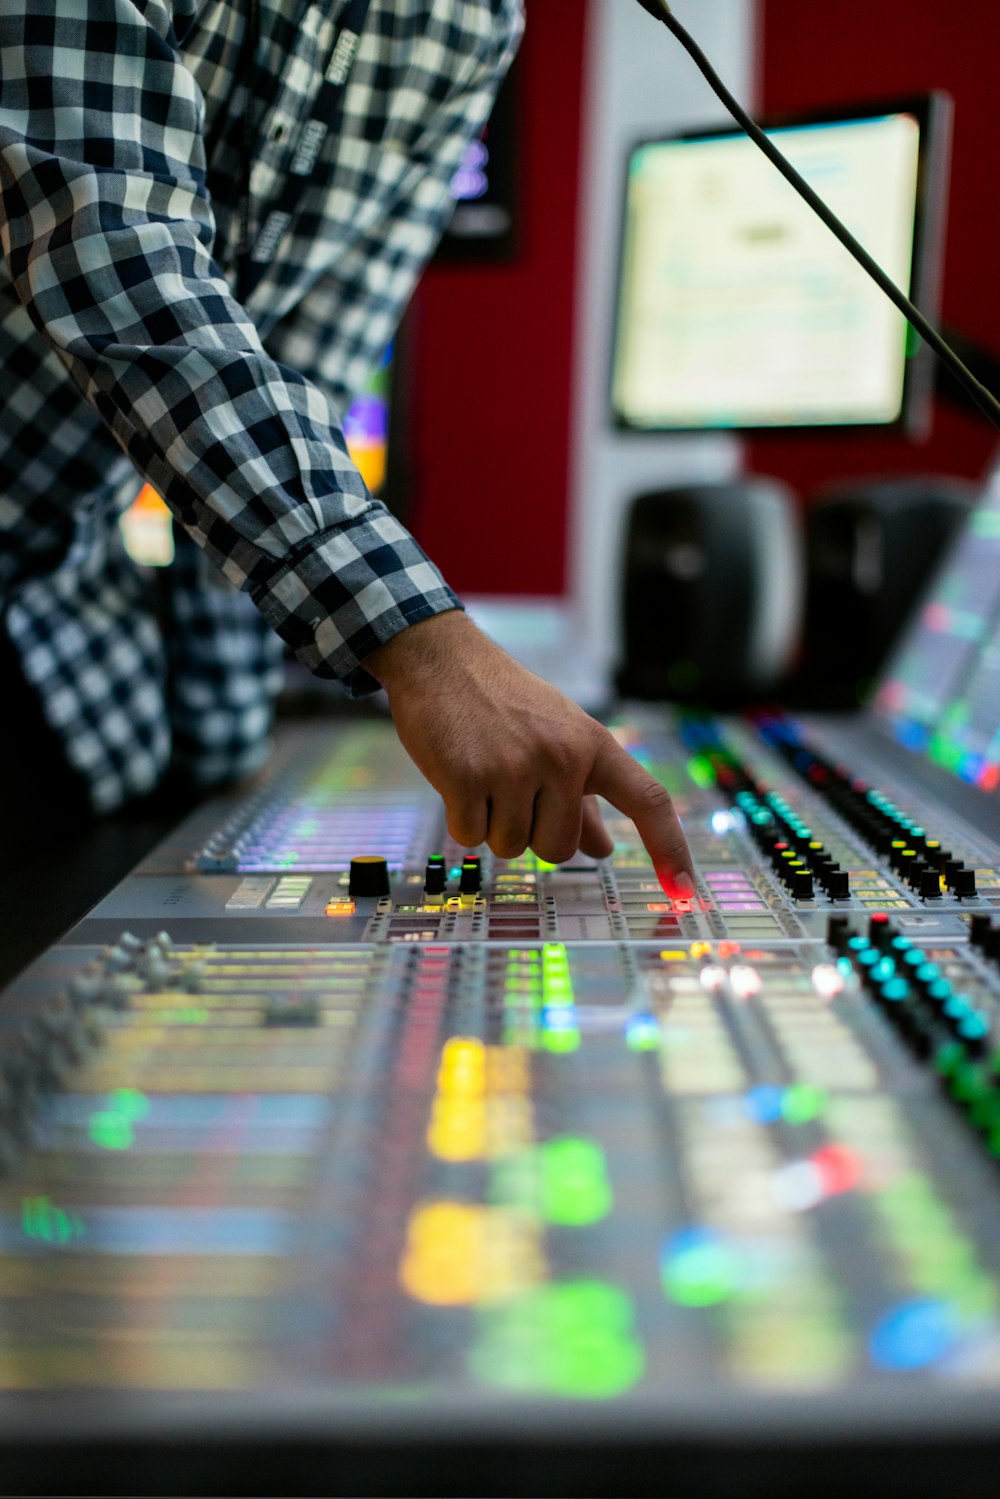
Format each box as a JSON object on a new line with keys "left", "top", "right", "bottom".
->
{"left": 5, "top": 711, "right": 1000, "bottom": 1496}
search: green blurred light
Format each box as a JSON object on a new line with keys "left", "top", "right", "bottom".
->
{"left": 470, "top": 1281, "right": 644, "bottom": 1399}
{"left": 542, "top": 1028, "right": 580, "bottom": 1054}
{"left": 541, "top": 1137, "right": 613, "bottom": 1226}
{"left": 626, "top": 1014, "right": 661, "bottom": 1051}
{"left": 88, "top": 1112, "right": 134, "bottom": 1150}
{"left": 542, "top": 987, "right": 574, "bottom": 1009}
{"left": 21, "top": 1195, "right": 83, "bottom": 1245}
{"left": 781, "top": 1084, "right": 827, "bottom": 1125}
{"left": 109, "top": 1088, "right": 150, "bottom": 1121}
{"left": 662, "top": 1237, "right": 741, "bottom": 1307}
{"left": 686, "top": 755, "right": 716, "bottom": 789}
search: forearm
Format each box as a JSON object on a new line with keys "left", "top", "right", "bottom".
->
{"left": 0, "top": 0, "right": 457, "bottom": 684}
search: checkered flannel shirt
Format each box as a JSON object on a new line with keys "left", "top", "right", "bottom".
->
{"left": 0, "top": 0, "right": 521, "bottom": 812}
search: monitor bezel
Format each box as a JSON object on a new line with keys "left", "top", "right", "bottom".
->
{"left": 608, "top": 92, "right": 953, "bottom": 439}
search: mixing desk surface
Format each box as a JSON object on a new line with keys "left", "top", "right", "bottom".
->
{"left": 5, "top": 707, "right": 1000, "bottom": 1496}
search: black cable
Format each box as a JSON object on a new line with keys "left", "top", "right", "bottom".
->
{"left": 642, "top": 0, "right": 1000, "bottom": 434}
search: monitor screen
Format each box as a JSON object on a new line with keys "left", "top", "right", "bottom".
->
{"left": 610, "top": 97, "right": 950, "bottom": 433}
{"left": 873, "top": 453, "right": 1000, "bottom": 792}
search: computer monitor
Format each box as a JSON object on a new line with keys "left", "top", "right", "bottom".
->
{"left": 610, "top": 95, "right": 951, "bottom": 435}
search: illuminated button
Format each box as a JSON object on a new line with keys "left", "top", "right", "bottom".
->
{"left": 325, "top": 900, "right": 356, "bottom": 917}
{"left": 868, "top": 912, "right": 891, "bottom": 945}
{"left": 348, "top": 855, "right": 391, "bottom": 898}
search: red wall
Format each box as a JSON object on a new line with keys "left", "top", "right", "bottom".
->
{"left": 748, "top": 0, "right": 1000, "bottom": 498}
{"left": 405, "top": 3, "right": 1000, "bottom": 596}
{"left": 405, "top": 0, "right": 588, "bottom": 595}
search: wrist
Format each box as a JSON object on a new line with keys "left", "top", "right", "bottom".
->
{"left": 362, "top": 608, "right": 474, "bottom": 692}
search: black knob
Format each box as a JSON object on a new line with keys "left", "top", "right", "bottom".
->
{"left": 950, "top": 866, "right": 977, "bottom": 899}
{"left": 981, "top": 927, "right": 1000, "bottom": 963}
{"left": 424, "top": 855, "right": 446, "bottom": 896}
{"left": 459, "top": 856, "right": 482, "bottom": 895}
{"left": 826, "top": 914, "right": 851, "bottom": 950}
{"left": 348, "top": 855, "right": 391, "bottom": 898}
{"left": 868, "top": 912, "right": 893, "bottom": 947}
{"left": 970, "top": 913, "right": 993, "bottom": 948}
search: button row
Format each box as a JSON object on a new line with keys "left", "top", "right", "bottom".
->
{"left": 347, "top": 854, "right": 483, "bottom": 899}
{"left": 829, "top": 914, "right": 1000, "bottom": 1159}
{"left": 757, "top": 716, "right": 977, "bottom": 900}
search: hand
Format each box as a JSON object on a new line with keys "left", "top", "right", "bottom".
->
{"left": 363, "top": 611, "right": 695, "bottom": 899}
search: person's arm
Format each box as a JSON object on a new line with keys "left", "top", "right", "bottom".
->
{"left": 0, "top": 0, "right": 457, "bottom": 683}
{"left": 0, "top": 0, "right": 693, "bottom": 889}
{"left": 365, "top": 611, "right": 696, "bottom": 898}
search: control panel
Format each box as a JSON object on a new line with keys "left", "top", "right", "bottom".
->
{"left": 5, "top": 711, "right": 1000, "bottom": 1490}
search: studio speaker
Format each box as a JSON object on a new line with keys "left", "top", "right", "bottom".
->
{"left": 616, "top": 479, "right": 803, "bottom": 704}
{"left": 797, "top": 475, "right": 975, "bottom": 708}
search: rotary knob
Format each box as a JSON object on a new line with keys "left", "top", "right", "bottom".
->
{"left": 348, "top": 855, "right": 391, "bottom": 898}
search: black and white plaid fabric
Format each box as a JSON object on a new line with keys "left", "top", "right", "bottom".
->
{"left": 0, "top": 0, "right": 521, "bottom": 811}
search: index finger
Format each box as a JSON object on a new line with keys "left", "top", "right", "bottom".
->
{"left": 585, "top": 729, "right": 695, "bottom": 900}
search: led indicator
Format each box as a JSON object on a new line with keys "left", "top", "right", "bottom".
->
{"left": 540, "top": 1137, "right": 613, "bottom": 1226}
{"left": 471, "top": 1281, "right": 644, "bottom": 1399}
{"left": 812, "top": 1143, "right": 861, "bottom": 1196}
{"left": 21, "top": 1196, "right": 84, "bottom": 1245}
{"left": 868, "top": 1299, "right": 961, "bottom": 1370}
{"left": 661, "top": 1228, "right": 741, "bottom": 1306}
{"left": 626, "top": 1012, "right": 661, "bottom": 1051}
{"left": 781, "top": 1084, "right": 827, "bottom": 1125}
{"left": 88, "top": 1088, "right": 150, "bottom": 1150}
{"left": 399, "top": 1201, "right": 483, "bottom": 1305}
{"left": 109, "top": 1089, "right": 150, "bottom": 1121}
{"left": 88, "top": 1113, "right": 134, "bottom": 1151}
{"left": 745, "top": 1085, "right": 784, "bottom": 1124}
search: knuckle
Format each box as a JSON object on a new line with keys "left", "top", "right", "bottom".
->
{"left": 637, "top": 778, "right": 674, "bottom": 815}
{"left": 542, "top": 735, "right": 580, "bottom": 780}
{"left": 446, "top": 810, "right": 484, "bottom": 848}
{"left": 495, "top": 750, "right": 536, "bottom": 788}
{"left": 533, "top": 836, "right": 578, "bottom": 867}
{"left": 491, "top": 832, "right": 530, "bottom": 861}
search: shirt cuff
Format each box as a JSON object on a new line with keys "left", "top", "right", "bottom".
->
{"left": 247, "top": 505, "right": 464, "bottom": 696}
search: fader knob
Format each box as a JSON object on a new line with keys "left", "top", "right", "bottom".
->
{"left": 949, "top": 864, "right": 977, "bottom": 899}
{"left": 348, "top": 855, "right": 392, "bottom": 898}
{"left": 460, "top": 856, "right": 482, "bottom": 895}
{"left": 424, "top": 855, "right": 446, "bottom": 896}
{"left": 969, "top": 914, "right": 993, "bottom": 949}
{"left": 826, "top": 914, "right": 851, "bottom": 950}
